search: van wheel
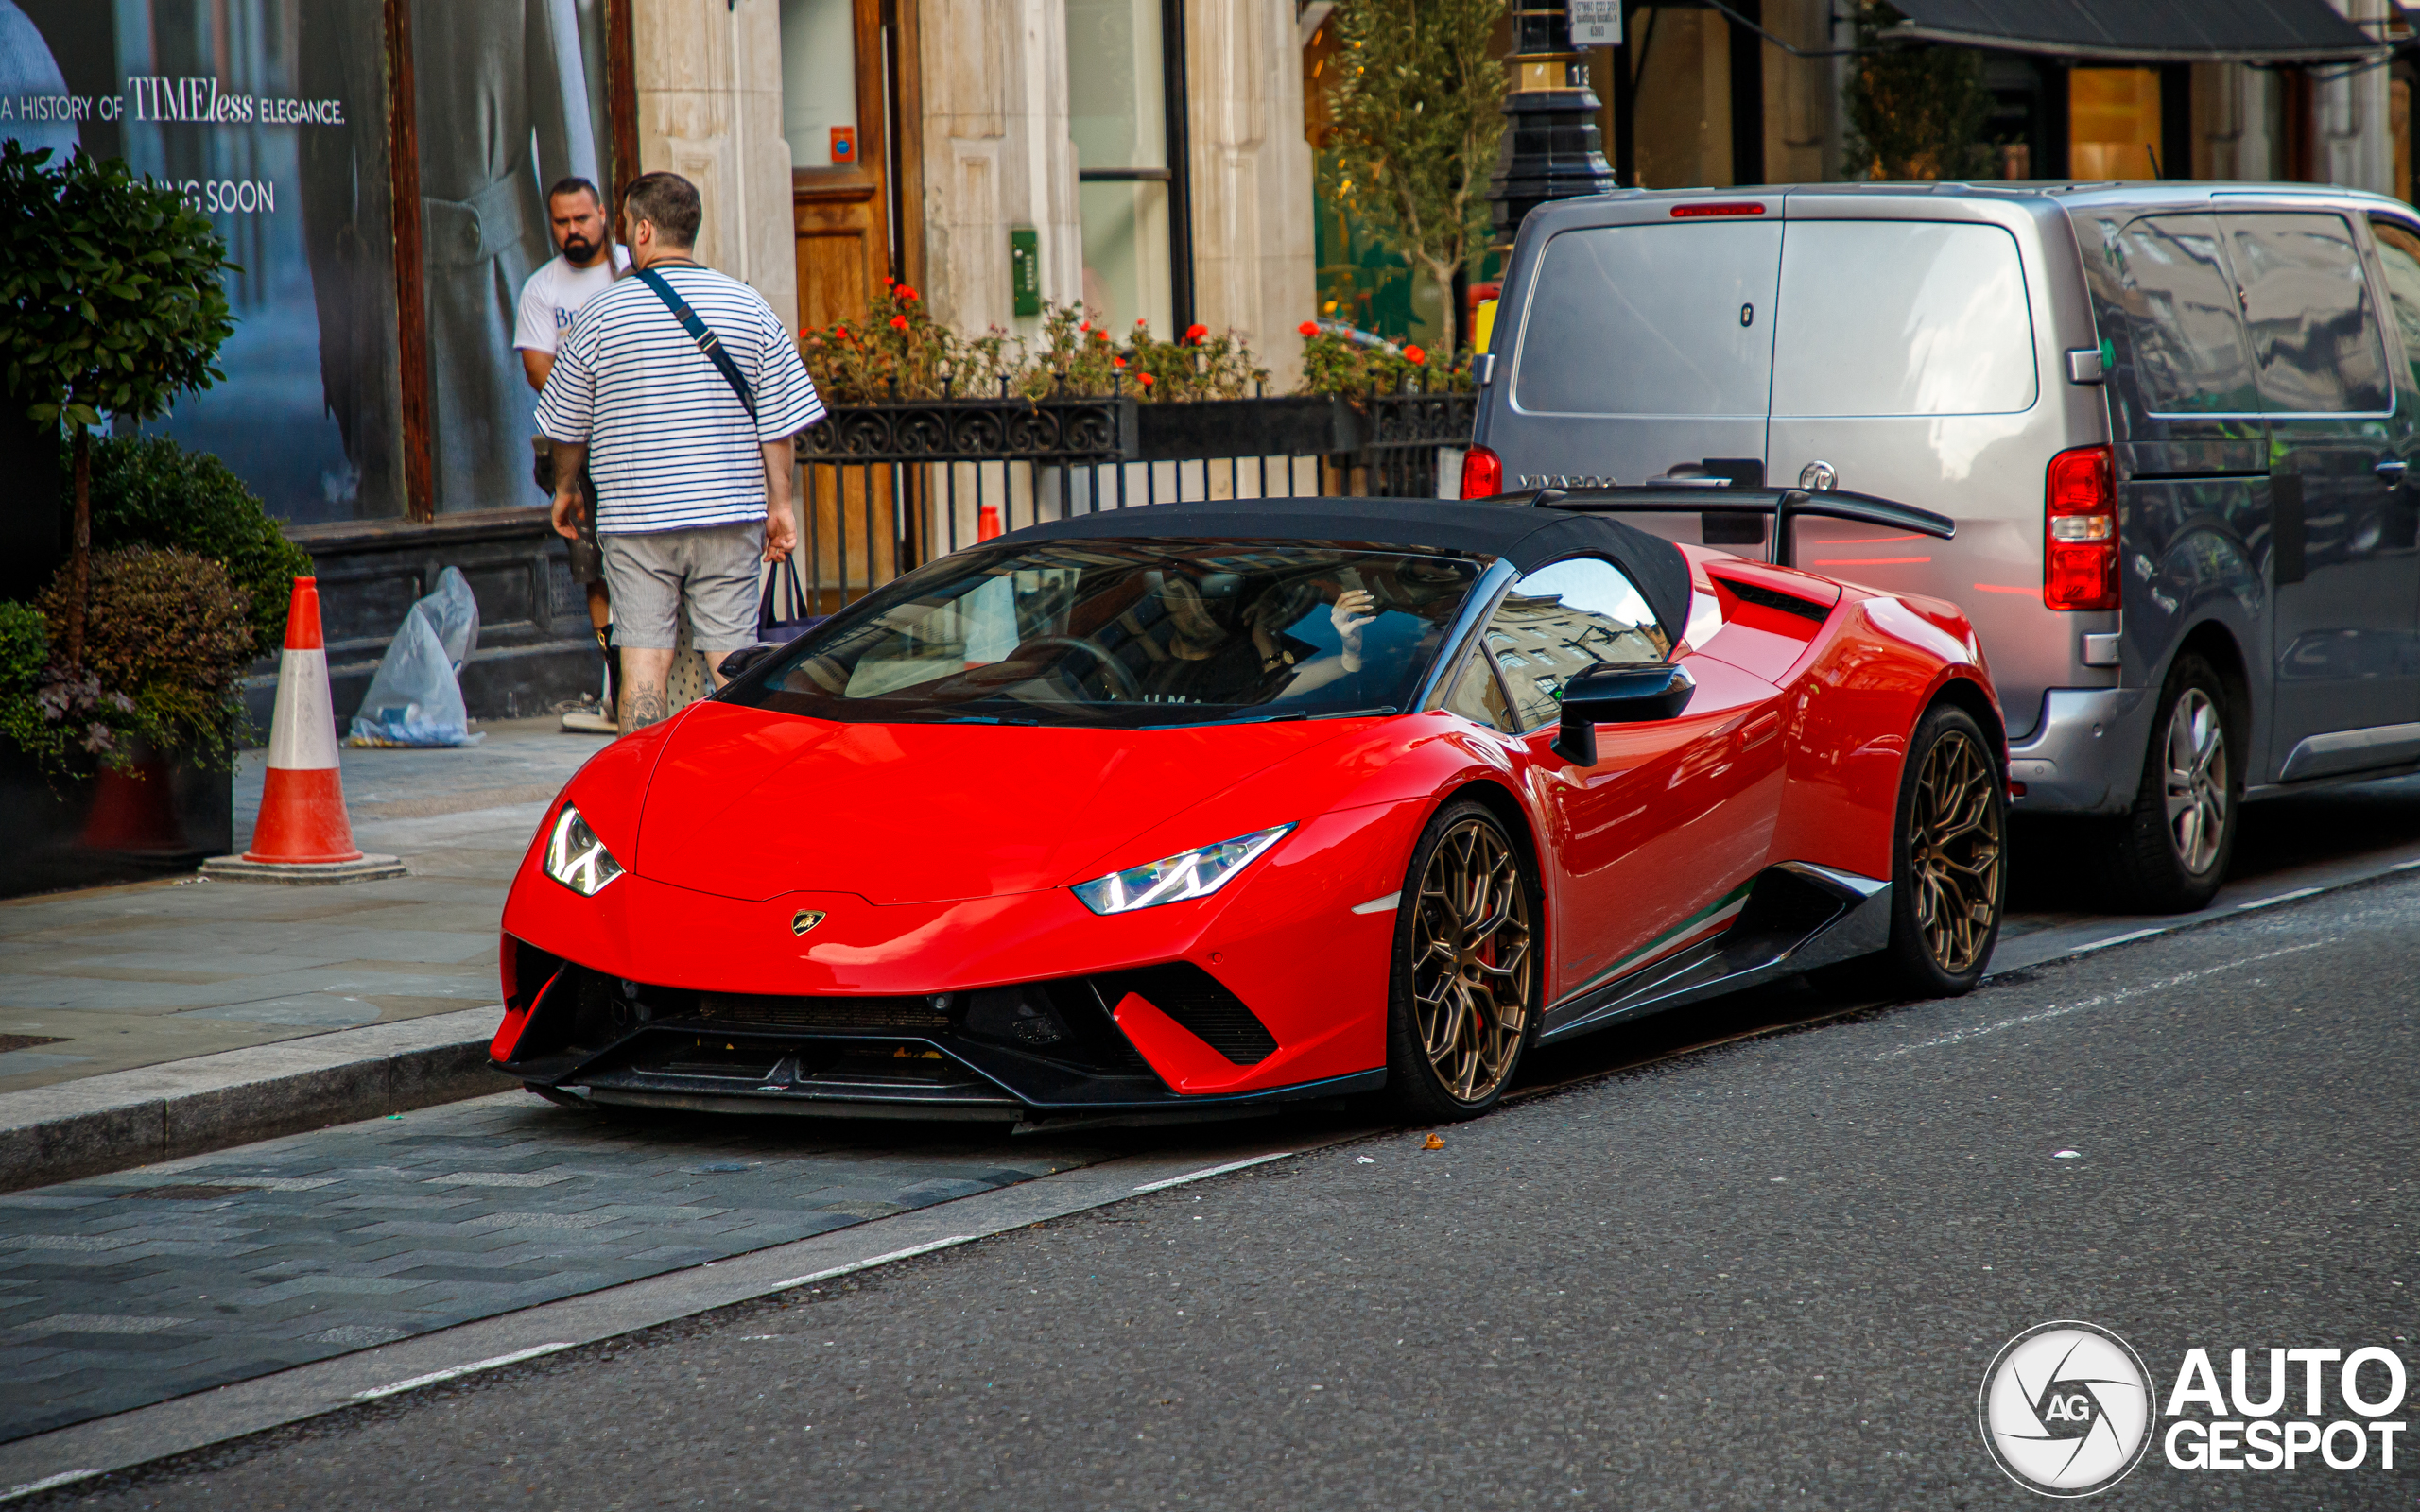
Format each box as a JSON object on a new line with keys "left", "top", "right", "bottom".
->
{"left": 2100, "top": 654, "right": 2238, "bottom": 914}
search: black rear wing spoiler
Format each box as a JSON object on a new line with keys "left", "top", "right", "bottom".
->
{"left": 1515, "top": 484, "right": 1955, "bottom": 570}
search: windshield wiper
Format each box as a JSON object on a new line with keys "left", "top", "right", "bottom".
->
{"left": 1310, "top": 706, "right": 1397, "bottom": 720}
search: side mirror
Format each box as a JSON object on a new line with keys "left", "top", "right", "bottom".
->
{"left": 717, "top": 644, "right": 781, "bottom": 681}
{"left": 1550, "top": 662, "right": 1696, "bottom": 765}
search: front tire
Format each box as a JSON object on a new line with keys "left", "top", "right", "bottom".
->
{"left": 2097, "top": 653, "right": 2238, "bottom": 914}
{"left": 1384, "top": 800, "right": 1541, "bottom": 1123}
{"left": 1859, "top": 701, "right": 2008, "bottom": 998}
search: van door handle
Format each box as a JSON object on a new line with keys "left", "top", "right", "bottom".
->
{"left": 2377, "top": 458, "right": 2410, "bottom": 487}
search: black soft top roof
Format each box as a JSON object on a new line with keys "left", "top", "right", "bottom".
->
{"left": 994, "top": 496, "right": 1694, "bottom": 647}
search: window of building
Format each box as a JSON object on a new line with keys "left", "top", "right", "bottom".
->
{"left": 2069, "top": 68, "right": 2162, "bottom": 180}
{"left": 1065, "top": 0, "right": 1188, "bottom": 334}
{"left": 780, "top": 0, "right": 859, "bottom": 169}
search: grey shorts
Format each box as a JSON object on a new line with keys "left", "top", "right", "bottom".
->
{"left": 600, "top": 521, "right": 763, "bottom": 652}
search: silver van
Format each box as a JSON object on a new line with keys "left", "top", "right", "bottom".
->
{"left": 1466, "top": 182, "right": 2420, "bottom": 912}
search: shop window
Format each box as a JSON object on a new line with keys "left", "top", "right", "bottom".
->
{"left": 2070, "top": 68, "right": 2161, "bottom": 180}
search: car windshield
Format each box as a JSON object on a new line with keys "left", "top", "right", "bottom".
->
{"left": 726, "top": 538, "right": 1483, "bottom": 728}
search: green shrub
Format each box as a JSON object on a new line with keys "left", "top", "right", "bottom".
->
{"left": 0, "top": 595, "right": 141, "bottom": 777}
{"left": 78, "top": 435, "right": 312, "bottom": 662}
{"left": 28, "top": 546, "right": 252, "bottom": 770}
{"left": 0, "top": 600, "right": 42, "bottom": 696}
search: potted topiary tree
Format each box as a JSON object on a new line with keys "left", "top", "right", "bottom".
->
{"left": 0, "top": 142, "right": 253, "bottom": 895}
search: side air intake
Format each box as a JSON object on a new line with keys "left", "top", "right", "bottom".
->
{"left": 1097, "top": 963, "right": 1279, "bottom": 1066}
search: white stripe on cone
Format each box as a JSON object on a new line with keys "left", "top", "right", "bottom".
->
{"left": 265, "top": 647, "right": 337, "bottom": 771}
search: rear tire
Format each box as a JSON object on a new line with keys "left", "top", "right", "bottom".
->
{"left": 1384, "top": 800, "right": 1541, "bottom": 1123}
{"left": 1836, "top": 701, "right": 2007, "bottom": 1000}
{"left": 2097, "top": 653, "right": 2238, "bottom": 914}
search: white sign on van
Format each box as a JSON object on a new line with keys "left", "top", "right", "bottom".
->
{"left": 1571, "top": 0, "right": 1622, "bottom": 45}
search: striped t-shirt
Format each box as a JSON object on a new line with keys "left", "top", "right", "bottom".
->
{"left": 535, "top": 264, "right": 824, "bottom": 535}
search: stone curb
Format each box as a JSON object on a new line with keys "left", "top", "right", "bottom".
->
{"left": 0, "top": 1007, "right": 511, "bottom": 1194}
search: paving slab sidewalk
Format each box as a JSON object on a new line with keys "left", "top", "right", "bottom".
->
{"left": 0, "top": 718, "right": 610, "bottom": 1188}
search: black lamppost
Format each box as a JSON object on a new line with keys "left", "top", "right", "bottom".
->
{"left": 1486, "top": 0, "right": 1618, "bottom": 248}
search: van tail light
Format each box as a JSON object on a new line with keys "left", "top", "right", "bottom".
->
{"left": 1461, "top": 444, "right": 1504, "bottom": 499}
{"left": 2044, "top": 444, "right": 2118, "bottom": 610}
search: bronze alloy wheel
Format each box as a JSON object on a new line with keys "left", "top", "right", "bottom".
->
{"left": 1409, "top": 816, "right": 1534, "bottom": 1105}
{"left": 1909, "top": 727, "right": 2004, "bottom": 975}
{"left": 2160, "top": 686, "right": 2229, "bottom": 876}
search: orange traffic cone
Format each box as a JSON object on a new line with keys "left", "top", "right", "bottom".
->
{"left": 200, "top": 577, "right": 405, "bottom": 885}
{"left": 977, "top": 504, "right": 1003, "bottom": 541}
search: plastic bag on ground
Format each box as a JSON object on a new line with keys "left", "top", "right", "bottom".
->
{"left": 346, "top": 567, "right": 486, "bottom": 747}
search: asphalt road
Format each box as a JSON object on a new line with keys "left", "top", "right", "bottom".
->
{"left": 42, "top": 868, "right": 2418, "bottom": 1509}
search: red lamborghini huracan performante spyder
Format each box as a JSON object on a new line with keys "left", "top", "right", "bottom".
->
{"left": 493, "top": 490, "right": 2008, "bottom": 1125}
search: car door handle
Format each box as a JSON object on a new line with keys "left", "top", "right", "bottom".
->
{"left": 2377, "top": 458, "right": 2409, "bottom": 487}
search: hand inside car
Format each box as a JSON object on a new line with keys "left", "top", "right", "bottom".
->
{"left": 1331, "top": 589, "right": 1375, "bottom": 672}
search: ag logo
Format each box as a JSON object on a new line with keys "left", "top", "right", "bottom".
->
{"left": 790, "top": 910, "right": 826, "bottom": 936}
{"left": 1979, "top": 1321, "right": 2154, "bottom": 1497}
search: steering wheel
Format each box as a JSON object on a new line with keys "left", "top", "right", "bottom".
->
{"left": 1020, "top": 636, "right": 1142, "bottom": 700}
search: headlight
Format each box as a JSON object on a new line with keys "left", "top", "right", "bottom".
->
{"left": 544, "top": 804, "right": 625, "bottom": 896}
{"left": 1071, "top": 823, "right": 1294, "bottom": 916}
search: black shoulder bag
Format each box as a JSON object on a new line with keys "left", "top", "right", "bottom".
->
{"left": 634, "top": 266, "right": 756, "bottom": 419}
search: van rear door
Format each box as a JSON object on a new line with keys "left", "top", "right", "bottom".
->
{"left": 1763, "top": 201, "right": 2075, "bottom": 739}
{"left": 1495, "top": 198, "right": 1781, "bottom": 494}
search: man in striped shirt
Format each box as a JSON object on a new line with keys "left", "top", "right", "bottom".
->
{"left": 536, "top": 171, "right": 823, "bottom": 733}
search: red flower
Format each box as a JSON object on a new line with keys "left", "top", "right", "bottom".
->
{"left": 1094, "top": 330, "right": 1109, "bottom": 343}
{"left": 833, "top": 323, "right": 849, "bottom": 337}
{"left": 1078, "top": 320, "right": 1091, "bottom": 333}
{"left": 883, "top": 276, "right": 895, "bottom": 286}
{"left": 1403, "top": 344, "right": 1426, "bottom": 366}
{"left": 1137, "top": 372, "right": 1154, "bottom": 387}
{"left": 1184, "top": 323, "right": 1208, "bottom": 343}
{"left": 890, "top": 314, "right": 909, "bottom": 330}
{"left": 897, "top": 284, "right": 918, "bottom": 301}
{"left": 1135, "top": 318, "right": 1147, "bottom": 327}
{"left": 1298, "top": 320, "right": 1319, "bottom": 338}
{"left": 1113, "top": 356, "right": 1127, "bottom": 368}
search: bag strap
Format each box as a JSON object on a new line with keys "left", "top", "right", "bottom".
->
{"left": 759, "top": 551, "right": 810, "bottom": 633}
{"left": 634, "top": 266, "right": 756, "bottom": 421}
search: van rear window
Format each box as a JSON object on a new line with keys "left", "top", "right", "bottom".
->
{"left": 1511, "top": 222, "right": 1781, "bottom": 418}
{"left": 1769, "top": 221, "right": 2037, "bottom": 418}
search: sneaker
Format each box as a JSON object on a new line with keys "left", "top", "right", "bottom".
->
{"left": 561, "top": 709, "right": 616, "bottom": 734}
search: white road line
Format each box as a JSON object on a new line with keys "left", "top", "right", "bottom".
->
{"left": 1880, "top": 939, "right": 2331, "bottom": 1059}
{"left": 1132, "top": 1151, "right": 1296, "bottom": 1193}
{"left": 2237, "top": 886, "right": 2323, "bottom": 911}
{"left": 1, "top": 1470, "right": 102, "bottom": 1503}
{"left": 2071, "top": 926, "right": 2168, "bottom": 954}
{"left": 769, "top": 1234, "right": 981, "bottom": 1292}
{"left": 352, "top": 1342, "right": 577, "bottom": 1401}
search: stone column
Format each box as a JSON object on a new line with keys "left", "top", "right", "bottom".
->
{"left": 631, "top": 0, "right": 800, "bottom": 327}
{"left": 916, "top": 0, "right": 1083, "bottom": 338}
{"left": 2320, "top": 0, "right": 2393, "bottom": 195}
{"left": 1184, "top": 0, "right": 1317, "bottom": 381}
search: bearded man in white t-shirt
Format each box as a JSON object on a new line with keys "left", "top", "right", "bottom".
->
{"left": 515, "top": 177, "right": 631, "bottom": 733}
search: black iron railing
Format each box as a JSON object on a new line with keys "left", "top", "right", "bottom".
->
{"left": 787, "top": 386, "right": 1477, "bottom": 612}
